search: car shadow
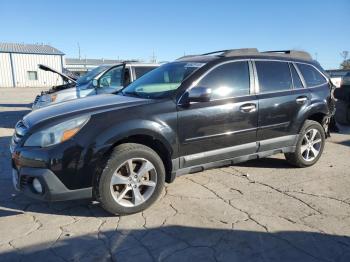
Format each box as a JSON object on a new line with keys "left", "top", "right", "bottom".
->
{"left": 334, "top": 140, "right": 350, "bottom": 148}
{"left": 0, "top": 110, "right": 31, "bottom": 128}
{"left": 0, "top": 103, "right": 32, "bottom": 108}
{"left": 0, "top": 102, "right": 32, "bottom": 128}
{"left": 236, "top": 157, "right": 294, "bottom": 169}
{"left": 0, "top": 225, "right": 349, "bottom": 261}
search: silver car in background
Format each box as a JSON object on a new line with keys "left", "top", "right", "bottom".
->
{"left": 32, "top": 62, "right": 159, "bottom": 110}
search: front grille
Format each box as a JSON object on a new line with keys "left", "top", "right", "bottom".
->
{"left": 34, "top": 95, "right": 40, "bottom": 104}
{"left": 20, "top": 175, "right": 29, "bottom": 189}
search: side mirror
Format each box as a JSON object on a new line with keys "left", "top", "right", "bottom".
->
{"left": 92, "top": 79, "right": 98, "bottom": 88}
{"left": 188, "top": 87, "right": 212, "bottom": 102}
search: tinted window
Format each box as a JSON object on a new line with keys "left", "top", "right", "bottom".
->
{"left": 290, "top": 64, "right": 304, "bottom": 89}
{"left": 297, "top": 64, "right": 327, "bottom": 87}
{"left": 197, "top": 61, "right": 250, "bottom": 99}
{"left": 134, "top": 66, "right": 157, "bottom": 79}
{"left": 255, "top": 61, "right": 292, "bottom": 93}
{"left": 123, "top": 62, "right": 205, "bottom": 99}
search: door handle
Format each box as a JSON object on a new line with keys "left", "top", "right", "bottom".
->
{"left": 296, "top": 96, "right": 308, "bottom": 104}
{"left": 240, "top": 104, "right": 256, "bottom": 113}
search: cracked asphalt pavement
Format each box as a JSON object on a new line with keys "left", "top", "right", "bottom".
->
{"left": 1, "top": 88, "right": 350, "bottom": 262}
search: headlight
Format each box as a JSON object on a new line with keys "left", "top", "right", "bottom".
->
{"left": 24, "top": 115, "right": 90, "bottom": 147}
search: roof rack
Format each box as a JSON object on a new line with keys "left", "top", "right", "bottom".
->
{"left": 176, "top": 48, "right": 312, "bottom": 61}
{"left": 201, "top": 50, "right": 230, "bottom": 56}
{"left": 261, "top": 50, "right": 312, "bottom": 61}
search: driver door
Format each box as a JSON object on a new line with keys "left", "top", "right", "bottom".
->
{"left": 97, "top": 65, "right": 126, "bottom": 94}
{"left": 177, "top": 61, "right": 258, "bottom": 168}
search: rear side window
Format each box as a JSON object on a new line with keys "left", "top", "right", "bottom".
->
{"left": 134, "top": 66, "right": 157, "bottom": 79}
{"left": 290, "top": 64, "right": 304, "bottom": 89}
{"left": 197, "top": 61, "right": 250, "bottom": 99}
{"left": 255, "top": 61, "right": 292, "bottom": 93}
{"left": 297, "top": 64, "right": 327, "bottom": 87}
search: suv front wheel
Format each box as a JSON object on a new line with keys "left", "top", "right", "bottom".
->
{"left": 96, "top": 143, "right": 165, "bottom": 215}
{"left": 285, "top": 120, "right": 326, "bottom": 167}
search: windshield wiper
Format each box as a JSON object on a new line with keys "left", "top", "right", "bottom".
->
{"left": 122, "top": 91, "right": 143, "bottom": 98}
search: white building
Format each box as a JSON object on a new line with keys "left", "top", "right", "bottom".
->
{"left": 0, "top": 43, "right": 65, "bottom": 88}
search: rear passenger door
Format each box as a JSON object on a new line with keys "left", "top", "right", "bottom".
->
{"left": 254, "top": 60, "right": 310, "bottom": 151}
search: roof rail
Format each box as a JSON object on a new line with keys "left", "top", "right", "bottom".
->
{"left": 176, "top": 51, "right": 229, "bottom": 60}
{"left": 221, "top": 48, "right": 259, "bottom": 57}
{"left": 261, "top": 50, "right": 312, "bottom": 61}
{"left": 176, "top": 48, "right": 313, "bottom": 61}
{"left": 201, "top": 50, "right": 230, "bottom": 56}
{"left": 176, "top": 48, "right": 259, "bottom": 60}
{"left": 176, "top": 55, "right": 198, "bottom": 60}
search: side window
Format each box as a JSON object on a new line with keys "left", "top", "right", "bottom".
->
{"left": 297, "top": 63, "right": 327, "bottom": 87}
{"left": 197, "top": 61, "right": 250, "bottom": 99}
{"left": 290, "top": 64, "right": 304, "bottom": 89}
{"left": 99, "top": 66, "right": 123, "bottom": 89}
{"left": 255, "top": 61, "right": 292, "bottom": 93}
{"left": 134, "top": 66, "right": 157, "bottom": 79}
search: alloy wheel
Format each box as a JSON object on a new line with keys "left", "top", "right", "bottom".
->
{"left": 300, "top": 128, "right": 322, "bottom": 162}
{"left": 110, "top": 158, "right": 157, "bottom": 207}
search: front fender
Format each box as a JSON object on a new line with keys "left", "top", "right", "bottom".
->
{"left": 95, "top": 119, "right": 176, "bottom": 157}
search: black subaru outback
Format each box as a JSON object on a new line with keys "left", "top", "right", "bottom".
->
{"left": 11, "top": 48, "right": 334, "bottom": 215}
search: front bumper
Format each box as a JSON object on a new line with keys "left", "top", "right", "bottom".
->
{"left": 12, "top": 166, "right": 92, "bottom": 201}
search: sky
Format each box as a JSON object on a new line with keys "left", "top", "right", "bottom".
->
{"left": 0, "top": 0, "right": 349, "bottom": 69}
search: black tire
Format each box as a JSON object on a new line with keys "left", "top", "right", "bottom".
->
{"left": 285, "top": 120, "right": 326, "bottom": 168}
{"left": 96, "top": 143, "right": 165, "bottom": 215}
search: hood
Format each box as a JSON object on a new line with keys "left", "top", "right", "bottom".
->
{"left": 24, "top": 94, "right": 150, "bottom": 128}
{"left": 50, "top": 86, "right": 79, "bottom": 96}
{"left": 39, "top": 64, "right": 77, "bottom": 83}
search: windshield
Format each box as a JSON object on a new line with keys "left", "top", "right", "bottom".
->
{"left": 122, "top": 62, "right": 205, "bottom": 99}
{"left": 76, "top": 65, "right": 112, "bottom": 85}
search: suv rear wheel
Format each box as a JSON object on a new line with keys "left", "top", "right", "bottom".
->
{"left": 96, "top": 143, "right": 165, "bottom": 215}
{"left": 285, "top": 120, "right": 325, "bottom": 167}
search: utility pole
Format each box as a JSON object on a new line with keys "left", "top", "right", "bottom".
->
{"left": 77, "top": 42, "right": 81, "bottom": 60}
{"left": 151, "top": 50, "right": 156, "bottom": 63}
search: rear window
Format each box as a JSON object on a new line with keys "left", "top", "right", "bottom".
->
{"left": 255, "top": 61, "right": 292, "bottom": 93}
{"left": 297, "top": 63, "right": 327, "bottom": 87}
{"left": 134, "top": 66, "right": 157, "bottom": 79}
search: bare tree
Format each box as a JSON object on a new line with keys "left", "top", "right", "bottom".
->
{"left": 340, "top": 51, "right": 349, "bottom": 61}
{"left": 339, "top": 51, "right": 349, "bottom": 69}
